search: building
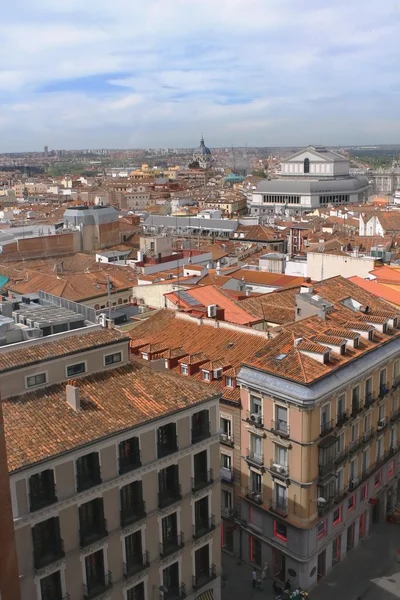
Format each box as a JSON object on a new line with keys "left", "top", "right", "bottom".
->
{"left": 63, "top": 205, "right": 121, "bottom": 251}
{"left": 237, "top": 277, "right": 400, "bottom": 590}
{"left": 3, "top": 325, "right": 221, "bottom": 600}
{"left": 193, "top": 138, "right": 212, "bottom": 170}
{"left": 249, "top": 147, "right": 371, "bottom": 216}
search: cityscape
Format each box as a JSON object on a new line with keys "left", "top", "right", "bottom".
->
{"left": 1, "top": 2, "right": 400, "bottom": 600}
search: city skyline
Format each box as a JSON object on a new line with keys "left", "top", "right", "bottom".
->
{"left": 1, "top": 0, "right": 400, "bottom": 151}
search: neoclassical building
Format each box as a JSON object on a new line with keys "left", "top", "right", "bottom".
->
{"left": 249, "top": 146, "right": 371, "bottom": 216}
{"left": 192, "top": 137, "right": 212, "bottom": 170}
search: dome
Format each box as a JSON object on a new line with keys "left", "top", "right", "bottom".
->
{"left": 196, "top": 136, "right": 211, "bottom": 156}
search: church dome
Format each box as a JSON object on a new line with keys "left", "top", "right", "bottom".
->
{"left": 196, "top": 136, "right": 211, "bottom": 155}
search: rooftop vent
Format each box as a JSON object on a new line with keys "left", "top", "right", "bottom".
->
{"left": 294, "top": 337, "right": 303, "bottom": 347}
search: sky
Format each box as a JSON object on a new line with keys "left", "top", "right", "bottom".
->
{"left": 1, "top": 0, "right": 400, "bottom": 151}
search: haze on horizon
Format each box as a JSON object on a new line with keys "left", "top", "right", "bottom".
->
{"left": 1, "top": 0, "right": 399, "bottom": 152}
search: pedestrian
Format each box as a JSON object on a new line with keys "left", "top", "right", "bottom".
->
{"left": 252, "top": 568, "right": 257, "bottom": 589}
{"left": 285, "top": 578, "right": 291, "bottom": 591}
{"left": 262, "top": 562, "right": 269, "bottom": 580}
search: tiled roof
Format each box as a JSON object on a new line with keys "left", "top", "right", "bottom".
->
{"left": 127, "top": 310, "right": 271, "bottom": 403}
{"left": 349, "top": 276, "right": 400, "bottom": 307}
{"left": 0, "top": 328, "right": 128, "bottom": 374}
{"left": 345, "top": 321, "right": 374, "bottom": 331}
{"left": 313, "top": 334, "right": 346, "bottom": 345}
{"left": 297, "top": 341, "right": 328, "bottom": 354}
{"left": 230, "top": 270, "right": 305, "bottom": 287}
{"left": 3, "top": 363, "right": 218, "bottom": 473}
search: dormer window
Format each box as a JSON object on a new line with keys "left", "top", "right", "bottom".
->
{"left": 202, "top": 370, "right": 210, "bottom": 381}
{"left": 141, "top": 352, "right": 148, "bottom": 360}
{"left": 226, "top": 376, "right": 234, "bottom": 388}
{"left": 213, "top": 369, "right": 222, "bottom": 380}
{"left": 181, "top": 364, "right": 188, "bottom": 375}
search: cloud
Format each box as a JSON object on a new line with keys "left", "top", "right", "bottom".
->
{"left": 1, "top": 0, "right": 400, "bottom": 150}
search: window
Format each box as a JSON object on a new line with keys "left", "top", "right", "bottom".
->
{"left": 157, "top": 422, "right": 178, "bottom": 458}
{"left": 222, "top": 489, "right": 232, "bottom": 510}
{"left": 333, "top": 507, "right": 341, "bottom": 526}
{"left": 351, "top": 423, "right": 358, "bottom": 443}
{"left": 127, "top": 582, "right": 145, "bottom": 600}
{"left": 275, "top": 405, "right": 288, "bottom": 435}
{"left": 317, "top": 520, "right": 326, "bottom": 540}
{"left": 104, "top": 352, "right": 122, "bottom": 366}
{"left": 202, "top": 370, "right": 210, "bottom": 381}
{"left": 66, "top": 362, "right": 86, "bottom": 377}
{"left": 181, "top": 364, "right": 188, "bottom": 375}
{"left": 119, "top": 437, "right": 141, "bottom": 474}
{"left": 250, "top": 434, "right": 263, "bottom": 463}
{"left": 348, "top": 495, "right": 355, "bottom": 512}
{"left": 337, "top": 432, "right": 345, "bottom": 453}
{"left": 364, "top": 413, "right": 371, "bottom": 435}
{"left": 365, "top": 378, "right": 373, "bottom": 404}
{"left": 376, "top": 436, "right": 383, "bottom": 461}
{"left": 274, "top": 483, "right": 287, "bottom": 512}
{"left": 26, "top": 372, "right": 46, "bottom": 388}
{"left": 84, "top": 549, "right": 108, "bottom": 597}
{"left": 274, "top": 521, "right": 287, "bottom": 542}
{"left": 351, "top": 386, "right": 360, "bottom": 412}
{"left": 378, "top": 403, "right": 385, "bottom": 422}
{"left": 362, "top": 448, "right": 369, "bottom": 473}
{"left": 337, "top": 394, "right": 346, "bottom": 421}
{"left": 390, "top": 427, "right": 397, "bottom": 450}
{"left": 361, "top": 483, "right": 368, "bottom": 501}
{"left": 275, "top": 445, "right": 288, "bottom": 467}
{"left": 359, "top": 512, "right": 366, "bottom": 540}
{"left": 250, "top": 535, "right": 262, "bottom": 566}
{"left": 388, "top": 460, "right": 394, "bottom": 478}
{"left": 32, "top": 517, "right": 64, "bottom": 570}
{"left": 40, "top": 571, "right": 63, "bottom": 600}
{"left": 349, "top": 458, "right": 357, "bottom": 482}
{"left": 374, "top": 472, "right": 382, "bottom": 488}
{"left": 250, "top": 395, "right": 262, "bottom": 416}
{"left": 379, "top": 368, "right": 387, "bottom": 395}
{"left": 332, "top": 535, "right": 341, "bottom": 565}
{"left": 221, "top": 453, "right": 232, "bottom": 469}
{"left": 320, "top": 404, "right": 330, "bottom": 432}
{"left": 29, "top": 469, "right": 57, "bottom": 512}
{"left": 220, "top": 417, "right": 232, "bottom": 439}
{"left": 250, "top": 470, "right": 262, "bottom": 493}
{"left": 304, "top": 158, "right": 310, "bottom": 174}
{"left": 226, "top": 376, "right": 233, "bottom": 388}
{"left": 336, "top": 469, "right": 343, "bottom": 494}
{"left": 76, "top": 452, "right": 101, "bottom": 492}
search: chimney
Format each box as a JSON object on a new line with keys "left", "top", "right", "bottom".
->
{"left": 294, "top": 337, "right": 303, "bottom": 347}
{"left": 66, "top": 381, "right": 80, "bottom": 411}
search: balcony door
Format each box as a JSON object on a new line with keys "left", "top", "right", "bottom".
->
{"left": 195, "top": 543, "right": 210, "bottom": 581}
{"left": 85, "top": 549, "right": 105, "bottom": 594}
{"left": 125, "top": 530, "right": 143, "bottom": 565}
{"left": 163, "top": 562, "right": 180, "bottom": 594}
{"left": 162, "top": 512, "right": 178, "bottom": 546}
{"left": 40, "top": 571, "right": 62, "bottom": 600}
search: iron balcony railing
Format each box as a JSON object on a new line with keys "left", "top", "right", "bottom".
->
{"left": 164, "top": 583, "right": 186, "bottom": 600}
{"left": 191, "top": 469, "right": 213, "bottom": 492}
{"left": 246, "top": 486, "right": 263, "bottom": 505}
{"left": 270, "top": 459, "right": 289, "bottom": 478}
{"left": 362, "top": 428, "right": 374, "bottom": 445}
{"left": 246, "top": 410, "right": 264, "bottom": 428}
{"left": 349, "top": 438, "right": 363, "bottom": 454}
{"left": 158, "top": 484, "right": 182, "bottom": 509}
{"left": 379, "top": 382, "right": 390, "bottom": 398}
{"left": 318, "top": 461, "right": 335, "bottom": 478}
{"left": 334, "top": 485, "right": 348, "bottom": 503}
{"left": 221, "top": 506, "right": 235, "bottom": 519}
{"left": 271, "top": 420, "right": 290, "bottom": 438}
{"left": 159, "top": 533, "right": 184, "bottom": 558}
{"left": 120, "top": 500, "right": 146, "bottom": 528}
{"left": 320, "top": 419, "right": 333, "bottom": 438}
{"left": 79, "top": 517, "right": 108, "bottom": 548}
{"left": 334, "top": 447, "right": 349, "bottom": 465}
{"left": 124, "top": 551, "right": 150, "bottom": 578}
{"left": 246, "top": 448, "right": 264, "bottom": 467}
{"left": 364, "top": 392, "right": 375, "bottom": 409}
{"left": 336, "top": 411, "right": 348, "bottom": 427}
{"left": 83, "top": 571, "right": 112, "bottom": 600}
{"left": 219, "top": 432, "right": 234, "bottom": 446}
{"left": 193, "top": 515, "right": 215, "bottom": 539}
{"left": 34, "top": 536, "right": 65, "bottom": 571}
{"left": 157, "top": 436, "right": 178, "bottom": 459}
{"left": 192, "top": 422, "right": 211, "bottom": 444}
{"left": 220, "top": 466, "right": 234, "bottom": 482}
{"left": 119, "top": 450, "right": 141, "bottom": 474}
{"left": 29, "top": 485, "right": 58, "bottom": 512}
{"left": 270, "top": 499, "right": 288, "bottom": 517}
{"left": 350, "top": 401, "right": 362, "bottom": 418}
{"left": 192, "top": 565, "right": 217, "bottom": 591}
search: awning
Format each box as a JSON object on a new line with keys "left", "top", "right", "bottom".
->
{"left": 195, "top": 590, "right": 214, "bottom": 600}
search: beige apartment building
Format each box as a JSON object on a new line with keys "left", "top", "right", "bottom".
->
{"left": 1, "top": 324, "right": 221, "bottom": 600}
{"left": 238, "top": 279, "right": 400, "bottom": 590}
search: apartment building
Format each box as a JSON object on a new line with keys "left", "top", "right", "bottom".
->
{"left": 3, "top": 359, "right": 221, "bottom": 600}
{"left": 128, "top": 309, "right": 273, "bottom": 555}
{"left": 237, "top": 278, "right": 400, "bottom": 589}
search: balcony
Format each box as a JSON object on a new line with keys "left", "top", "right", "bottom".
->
{"left": 362, "top": 429, "right": 374, "bottom": 445}
{"left": 83, "top": 571, "right": 112, "bottom": 600}
{"left": 192, "top": 422, "right": 211, "bottom": 444}
{"left": 79, "top": 517, "right": 108, "bottom": 548}
{"left": 334, "top": 447, "right": 348, "bottom": 465}
{"left": 245, "top": 486, "right": 263, "bottom": 505}
{"left": 34, "top": 536, "right": 65, "bottom": 571}
{"left": 158, "top": 484, "right": 182, "bottom": 509}
{"left": 245, "top": 448, "right": 264, "bottom": 468}
{"left": 119, "top": 450, "right": 141, "bottom": 475}
{"left": 349, "top": 438, "right": 363, "bottom": 455}
{"left": 364, "top": 392, "right": 375, "bottom": 409}
{"left": 192, "top": 469, "right": 214, "bottom": 492}
{"left": 318, "top": 499, "right": 334, "bottom": 518}
{"left": 379, "top": 382, "right": 390, "bottom": 399}
{"left": 220, "top": 466, "right": 234, "bottom": 482}
{"left": 270, "top": 499, "right": 288, "bottom": 517}
{"left": 318, "top": 461, "right": 335, "bottom": 478}
{"left": 350, "top": 402, "right": 362, "bottom": 418}
{"left": 221, "top": 506, "right": 235, "bottom": 519}
{"left": 377, "top": 416, "right": 389, "bottom": 431}
{"left": 157, "top": 436, "right": 178, "bottom": 459}
{"left": 246, "top": 410, "right": 264, "bottom": 429}
{"left": 334, "top": 486, "right": 348, "bottom": 503}
{"left": 320, "top": 419, "right": 334, "bottom": 438}
{"left": 29, "top": 486, "right": 58, "bottom": 513}
{"left": 164, "top": 584, "right": 186, "bottom": 600}
{"left": 160, "top": 533, "right": 184, "bottom": 558}
{"left": 120, "top": 500, "right": 146, "bottom": 528}
{"left": 270, "top": 420, "right": 290, "bottom": 438}
{"left": 270, "top": 460, "right": 289, "bottom": 479}
{"left": 336, "top": 411, "right": 348, "bottom": 427}
{"left": 192, "top": 564, "right": 217, "bottom": 591}
{"left": 193, "top": 515, "right": 215, "bottom": 539}
{"left": 220, "top": 432, "right": 234, "bottom": 447}
{"left": 124, "top": 551, "right": 150, "bottom": 578}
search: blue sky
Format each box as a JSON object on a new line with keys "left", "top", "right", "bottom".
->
{"left": 1, "top": 0, "right": 400, "bottom": 151}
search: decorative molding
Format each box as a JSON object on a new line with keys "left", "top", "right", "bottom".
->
{"left": 192, "top": 483, "right": 214, "bottom": 502}
{"left": 268, "top": 432, "right": 290, "bottom": 447}
{"left": 122, "top": 568, "right": 149, "bottom": 589}
{"left": 192, "top": 531, "right": 214, "bottom": 549}
{"left": 80, "top": 538, "right": 108, "bottom": 557}
{"left": 121, "top": 518, "right": 147, "bottom": 537}
{"left": 14, "top": 434, "right": 220, "bottom": 530}
{"left": 158, "top": 501, "right": 181, "bottom": 518}
{"left": 35, "top": 558, "right": 66, "bottom": 579}
{"left": 160, "top": 548, "right": 184, "bottom": 566}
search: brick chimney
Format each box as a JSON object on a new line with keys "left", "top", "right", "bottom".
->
{"left": 66, "top": 380, "right": 81, "bottom": 411}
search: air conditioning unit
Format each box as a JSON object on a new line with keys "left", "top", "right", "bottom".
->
{"left": 377, "top": 418, "right": 386, "bottom": 430}
{"left": 273, "top": 463, "right": 287, "bottom": 476}
{"left": 350, "top": 477, "right": 359, "bottom": 490}
{"left": 250, "top": 413, "right": 262, "bottom": 425}
{"left": 362, "top": 432, "right": 369, "bottom": 442}
{"left": 220, "top": 433, "right": 228, "bottom": 441}
{"left": 254, "top": 494, "right": 262, "bottom": 503}
{"left": 391, "top": 444, "right": 398, "bottom": 453}
{"left": 207, "top": 304, "right": 217, "bottom": 318}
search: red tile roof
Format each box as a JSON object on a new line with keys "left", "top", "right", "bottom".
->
{"left": 348, "top": 276, "right": 400, "bottom": 307}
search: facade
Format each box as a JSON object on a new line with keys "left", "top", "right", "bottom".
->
{"left": 249, "top": 147, "right": 371, "bottom": 216}
{"left": 237, "top": 278, "right": 400, "bottom": 590}
{"left": 192, "top": 138, "right": 212, "bottom": 170}
{"left": 3, "top": 333, "right": 221, "bottom": 600}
